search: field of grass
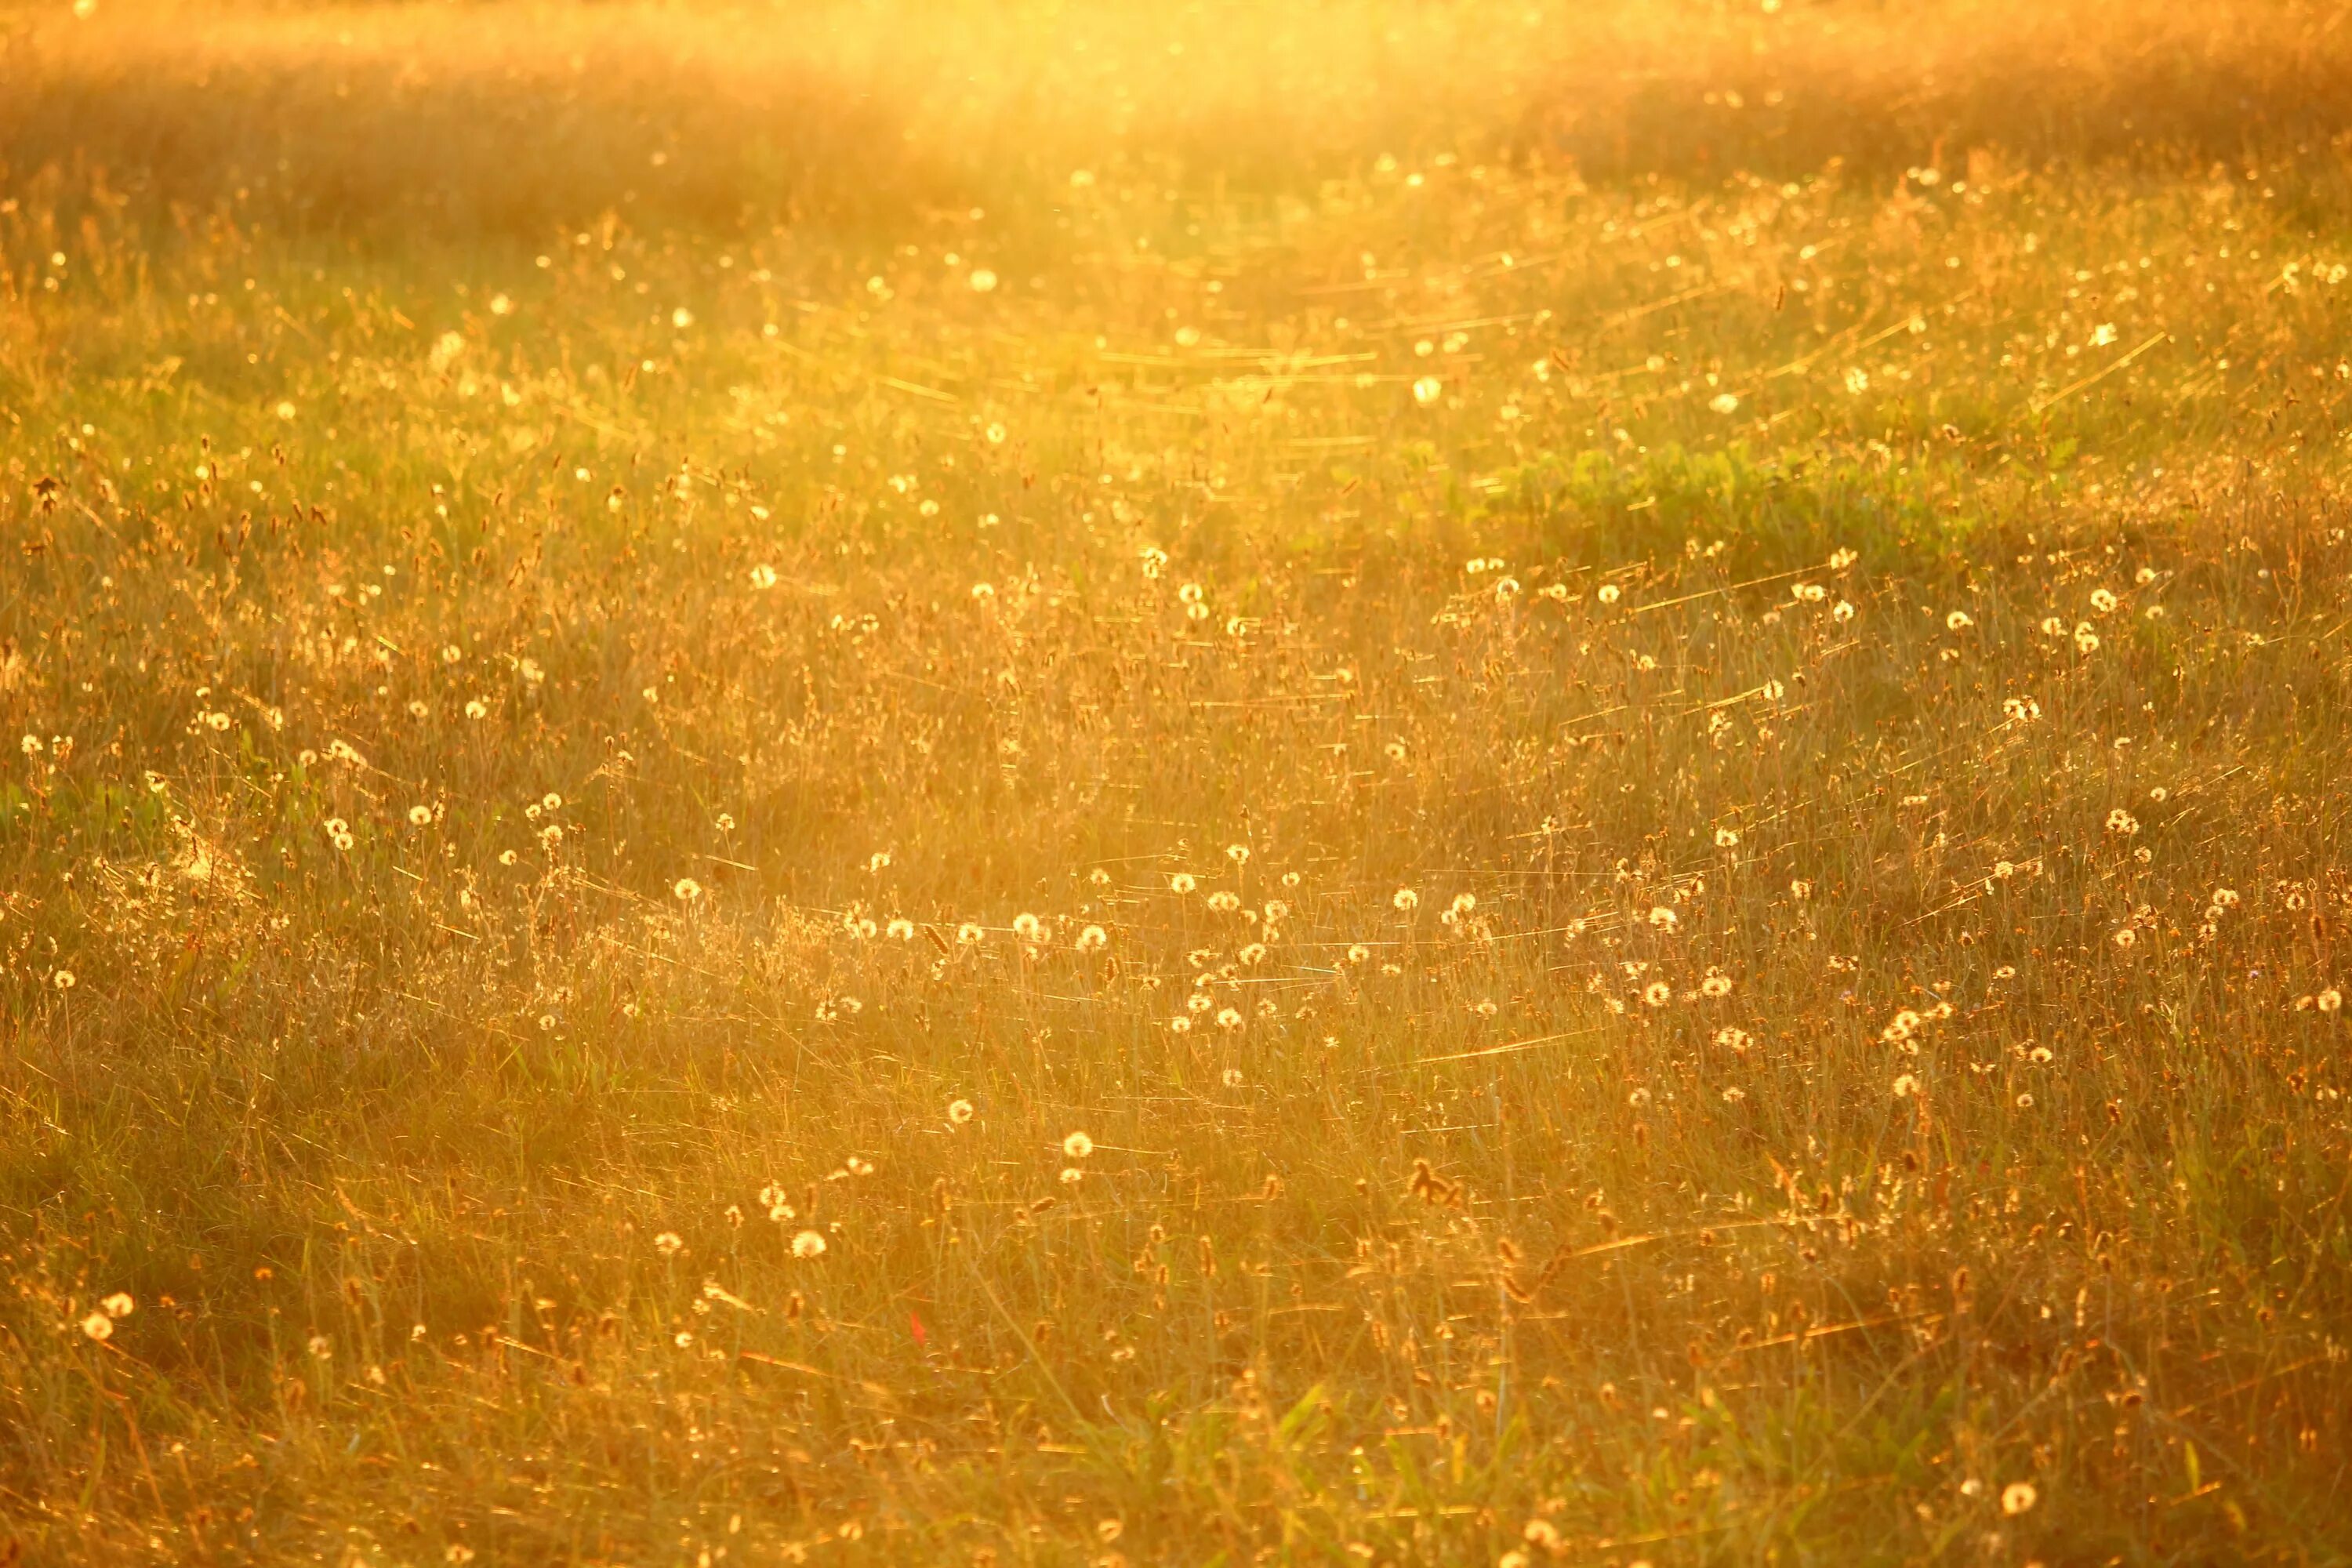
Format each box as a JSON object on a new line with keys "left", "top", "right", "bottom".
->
{"left": 4, "top": 0, "right": 2352, "bottom": 1561}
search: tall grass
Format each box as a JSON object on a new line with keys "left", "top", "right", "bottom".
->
{"left": 2, "top": 0, "right": 2352, "bottom": 1562}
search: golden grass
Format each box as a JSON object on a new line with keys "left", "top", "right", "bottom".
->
{"left": 2, "top": 0, "right": 2352, "bottom": 1562}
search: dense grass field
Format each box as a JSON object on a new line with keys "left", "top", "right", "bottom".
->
{"left": 5, "top": 0, "right": 2352, "bottom": 1561}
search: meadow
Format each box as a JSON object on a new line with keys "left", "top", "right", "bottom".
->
{"left": 2, "top": 0, "right": 2352, "bottom": 1561}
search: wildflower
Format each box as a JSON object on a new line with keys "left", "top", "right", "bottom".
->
{"left": 1012, "top": 913, "right": 1044, "bottom": 941}
{"left": 887, "top": 917, "right": 916, "bottom": 940}
{"left": 1063, "top": 1131, "right": 1093, "bottom": 1160}
{"left": 957, "top": 922, "right": 985, "bottom": 945}
{"left": 1412, "top": 376, "right": 1444, "bottom": 406}
{"left": 1597, "top": 583, "right": 1621, "bottom": 604}
{"left": 1059, "top": 1167, "right": 1083, "bottom": 1185}
{"left": 1892, "top": 1074, "right": 1919, "bottom": 1098}
{"left": 1700, "top": 974, "right": 1733, "bottom": 997}
{"left": 1790, "top": 879, "right": 1812, "bottom": 900}
{"left": 654, "top": 1232, "right": 684, "bottom": 1258}
{"left": 408, "top": 805, "right": 433, "bottom": 826}
{"left": 1076, "top": 924, "right": 1109, "bottom": 952}
{"left": 307, "top": 1335, "right": 332, "bottom": 1361}
{"left": 749, "top": 564, "right": 779, "bottom": 590}
{"left": 1171, "top": 873, "right": 1197, "bottom": 895}
{"left": 1646, "top": 906, "right": 1678, "bottom": 930}
{"left": 1843, "top": 368, "right": 1869, "bottom": 394}
{"left": 1721, "top": 1086, "right": 1747, "bottom": 1103}
{"left": 100, "top": 1293, "right": 133, "bottom": 1319}
{"left": 791, "top": 1230, "right": 827, "bottom": 1259}
{"left": 1225, "top": 844, "right": 1250, "bottom": 866}
{"left": 53, "top": 970, "right": 75, "bottom": 991}
{"left": 2318, "top": 989, "right": 2341, "bottom": 1013}
{"left": 1946, "top": 610, "right": 1973, "bottom": 631}
{"left": 2105, "top": 809, "right": 2139, "bottom": 836}
{"left": 1715, "top": 1026, "right": 1751, "bottom": 1050}
{"left": 948, "top": 1098, "right": 975, "bottom": 1125}
{"left": 1715, "top": 827, "right": 1739, "bottom": 848}
{"left": 1393, "top": 887, "right": 1419, "bottom": 911}
{"left": 2114, "top": 928, "right": 2136, "bottom": 949}
{"left": 1709, "top": 392, "right": 1740, "bottom": 415}
{"left": 1222, "top": 1068, "right": 1245, "bottom": 1087}
{"left": 1642, "top": 981, "right": 1671, "bottom": 1007}
{"left": 1207, "top": 891, "right": 1241, "bottom": 913}
{"left": 1832, "top": 600, "right": 1856, "bottom": 622}
{"left": 2001, "top": 1482, "right": 2038, "bottom": 1515}
{"left": 81, "top": 1312, "right": 112, "bottom": 1341}
{"left": 2090, "top": 587, "right": 2118, "bottom": 614}
{"left": 1217, "top": 1007, "right": 1243, "bottom": 1029}
{"left": 673, "top": 877, "right": 702, "bottom": 902}
{"left": 1348, "top": 943, "right": 1370, "bottom": 964}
